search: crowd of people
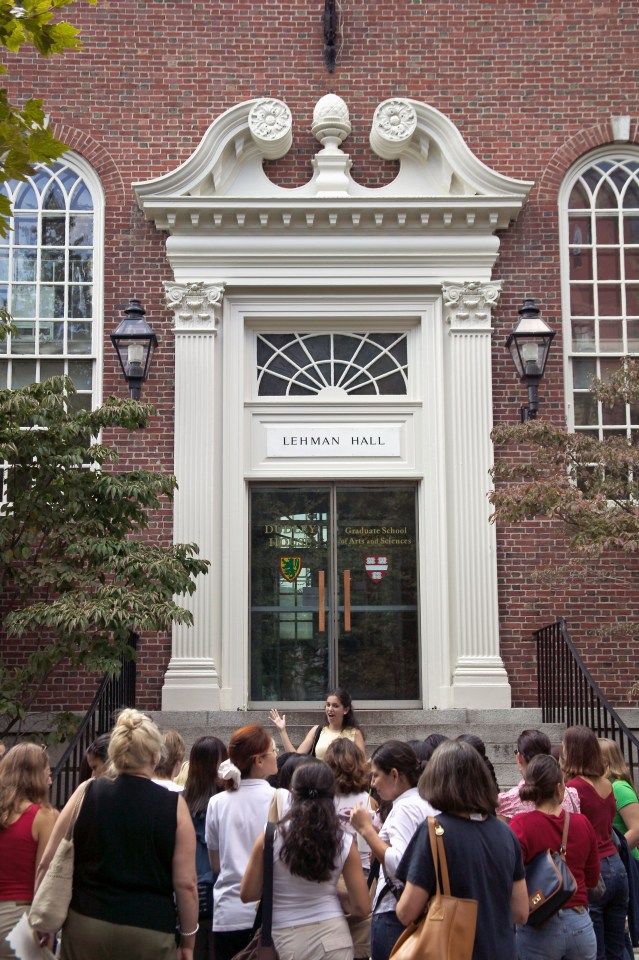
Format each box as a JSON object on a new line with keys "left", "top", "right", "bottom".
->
{"left": 0, "top": 687, "right": 638, "bottom": 960}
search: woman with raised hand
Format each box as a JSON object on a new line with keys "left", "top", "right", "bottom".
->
{"left": 184, "top": 736, "right": 228, "bottom": 960}
{"left": 562, "top": 725, "right": 629, "bottom": 960}
{"left": 0, "top": 744, "right": 58, "bottom": 959}
{"left": 241, "top": 759, "right": 369, "bottom": 960}
{"left": 510, "top": 754, "right": 599, "bottom": 960}
{"left": 395, "top": 739, "right": 528, "bottom": 960}
{"left": 35, "top": 708, "right": 198, "bottom": 960}
{"left": 348, "top": 740, "right": 436, "bottom": 960}
{"left": 205, "top": 723, "right": 276, "bottom": 960}
{"left": 270, "top": 688, "right": 365, "bottom": 760}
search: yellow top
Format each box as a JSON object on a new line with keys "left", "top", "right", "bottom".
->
{"left": 314, "top": 726, "right": 357, "bottom": 760}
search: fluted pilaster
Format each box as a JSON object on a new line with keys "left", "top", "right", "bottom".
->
{"left": 161, "top": 282, "right": 225, "bottom": 710}
{"left": 443, "top": 281, "right": 511, "bottom": 706}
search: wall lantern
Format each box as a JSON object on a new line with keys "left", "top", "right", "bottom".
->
{"left": 505, "top": 298, "right": 556, "bottom": 422}
{"left": 110, "top": 299, "right": 158, "bottom": 400}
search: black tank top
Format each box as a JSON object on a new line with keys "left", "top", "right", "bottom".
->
{"left": 71, "top": 774, "right": 179, "bottom": 932}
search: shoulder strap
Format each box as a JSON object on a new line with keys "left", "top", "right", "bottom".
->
{"left": 66, "top": 778, "right": 91, "bottom": 842}
{"left": 560, "top": 810, "right": 570, "bottom": 857}
{"left": 309, "top": 724, "right": 323, "bottom": 757}
{"left": 428, "top": 816, "right": 451, "bottom": 897}
{"left": 261, "top": 821, "right": 276, "bottom": 946}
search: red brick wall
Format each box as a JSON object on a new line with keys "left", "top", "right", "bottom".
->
{"left": 3, "top": 0, "right": 639, "bottom": 710}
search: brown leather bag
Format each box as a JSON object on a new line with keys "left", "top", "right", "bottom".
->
{"left": 389, "top": 817, "right": 477, "bottom": 960}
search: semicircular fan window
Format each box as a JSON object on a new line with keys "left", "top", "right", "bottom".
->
{"left": 257, "top": 332, "right": 408, "bottom": 396}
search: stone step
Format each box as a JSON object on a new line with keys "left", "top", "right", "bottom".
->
{"left": 146, "top": 707, "right": 566, "bottom": 790}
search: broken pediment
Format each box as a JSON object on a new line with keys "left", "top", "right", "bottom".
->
{"left": 133, "top": 95, "right": 532, "bottom": 284}
{"left": 134, "top": 95, "right": 531, "bottom": 232}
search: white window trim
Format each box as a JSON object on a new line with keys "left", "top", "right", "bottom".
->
{"left": 559, "top": 146, "right": 639, "bottom": 434}
{"left": 2, "top": 151, "right": 105, "bottom": 408}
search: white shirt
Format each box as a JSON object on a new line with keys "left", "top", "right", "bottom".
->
{"left": 335, "top": 791, "right": 371, "bottom": 870}
{"left": 373, "top": 786, "right": 438, "bottom": 913}
{"left": 271, "top": 828, "right": 352, "bottom": 929}
{"left": 205, "top": 778, "right": 275, "bottom": 930}
{"left": 151, "top": 778, "right": 184, "bottom": 792}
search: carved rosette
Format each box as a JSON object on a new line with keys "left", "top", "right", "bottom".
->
{"left": 248, "top": 99, "right": 293, "bottom": 159}
{"left": 165, "top": 282, "right": 225, "bottom": 332}
{"left": 442, "top": 281, "right": 502, "bottom": 331}
{"left": 370, "top": 99, "right": 417, "bottom": 159}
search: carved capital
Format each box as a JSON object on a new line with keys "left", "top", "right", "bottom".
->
{"left": 442, "top": 280, "right": 502, "bottom": 331}
{"left": 164, "top": 282, "right": 225, "bottom": 332}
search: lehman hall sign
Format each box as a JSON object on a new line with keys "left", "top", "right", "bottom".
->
{"left": 266, "top": 426, "right": 401, "bottom": 457}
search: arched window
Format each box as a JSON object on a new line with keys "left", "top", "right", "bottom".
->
{"left": 561, "top": 151, "right": 639, "bottom": 438}
{"left": 0, "top": 154, "right": 103, "bottom": 410}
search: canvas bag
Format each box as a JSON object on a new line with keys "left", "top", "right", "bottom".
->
{"left": 29, "top": 780, "right": 91, "bottom": 933}
{"left": 389, "top": 817, "right": 477, "bottom": 960}
{"left": 524, "top": 811, "right": 577, "bottom": 927}
{"left": 231, "top": 822, "right": 279, "bottom": 960}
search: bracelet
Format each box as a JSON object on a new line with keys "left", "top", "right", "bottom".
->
{"left": 178, "top": 923, "right": 199, "bottom": 937}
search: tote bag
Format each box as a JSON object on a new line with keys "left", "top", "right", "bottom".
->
{"left": 29, "top": 780, "right": 91, "bottom": 933}
{"left": 389, "top": 817, "right": 477, "bottom": 960}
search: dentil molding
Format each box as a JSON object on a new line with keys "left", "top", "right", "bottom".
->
{"left": 134, "top": 95, "right": 531, "bottom": 237}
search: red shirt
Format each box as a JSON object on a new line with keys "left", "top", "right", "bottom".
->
{"left": 510, "top": 808, "right": 600, "bottom": 909}
{"left": 566, "top": 777, "right": 618, "bottom": 858}
{"left": 0, "top": 803, "right": 40, "bottom": 901}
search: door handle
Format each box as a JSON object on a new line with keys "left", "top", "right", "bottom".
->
{"left": 344, "top": 569, "right": 351, "bottom": 632}
{"left": 318, "top": 570, "right": 325, "bottom": 633}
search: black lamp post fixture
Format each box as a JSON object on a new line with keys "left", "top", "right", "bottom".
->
{"left": 110, "top": 299, "right": 158, "bottom": 400}
{"left": 506, "top": 298, "right": 556, "bottom": 422}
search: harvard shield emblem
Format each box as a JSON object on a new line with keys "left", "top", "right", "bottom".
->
{"left": 365, "top": 556, "right": 388, "bottom": 582}
{"left": 280, "top": 556, "right": 302, "bottom": 582}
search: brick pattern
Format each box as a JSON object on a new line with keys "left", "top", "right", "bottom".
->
{"left": 3, "top": 0, "right": 639, "bottom": 710}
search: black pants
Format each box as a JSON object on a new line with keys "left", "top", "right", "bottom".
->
{"left": 212, "top": 927, "right": 254, "bottom": 960}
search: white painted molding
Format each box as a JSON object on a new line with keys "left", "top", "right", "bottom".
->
{"left": 248, "top": 99, "right": 293, "bottom": 158}
{"left": 443, "top": 280, "right": 503, "bottom": 331}
{"left": 442, "top": 280, "right": 511, "bottom": 707}
{"left": 160, "top": 282, "right": 224, "bottom": 710}
{"left": 165, "top": 281, "right": 225, "bottom": 332}
{"left": 133, "top": 95, "right": 532, "bottom": 253}
{"left": 134, "top": 97, "right": 533, "bottom": 713}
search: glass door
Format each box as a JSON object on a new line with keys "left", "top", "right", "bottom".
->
{"left": 250, "top": 483, "right": 419, "bottom": 703}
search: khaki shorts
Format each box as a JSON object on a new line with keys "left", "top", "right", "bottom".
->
{"left": 273, "top": 915, "right": 354, "bottom": 960}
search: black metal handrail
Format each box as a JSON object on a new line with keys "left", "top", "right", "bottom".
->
{"left": 50, "top": 633, "right": 138, "bottom": 808}
{"left": 535, "top": 619, "right": 639, "bottom": 782}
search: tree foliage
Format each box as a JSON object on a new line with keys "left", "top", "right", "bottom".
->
{"left": 0, "top": 0, "right": 95, "bottom": 235}
{"left": 0, "top": 377, "right": 209, "bottom": 736}
{"left": 490, "top": 359, "right": 639, "bottom": 559}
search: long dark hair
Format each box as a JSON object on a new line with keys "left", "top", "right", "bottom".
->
{"left": 323, "top": 688, "right": 361, "bottom": 731}
{"left": 278, "top": 760, "right": 342, "bottom": 882}
{"left": 184, "top": 736, "right": 228, "bottom": 816}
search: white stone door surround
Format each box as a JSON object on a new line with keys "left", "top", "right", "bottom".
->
{"left": 134, "top": 94, "right": 532, "bottom": 711}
